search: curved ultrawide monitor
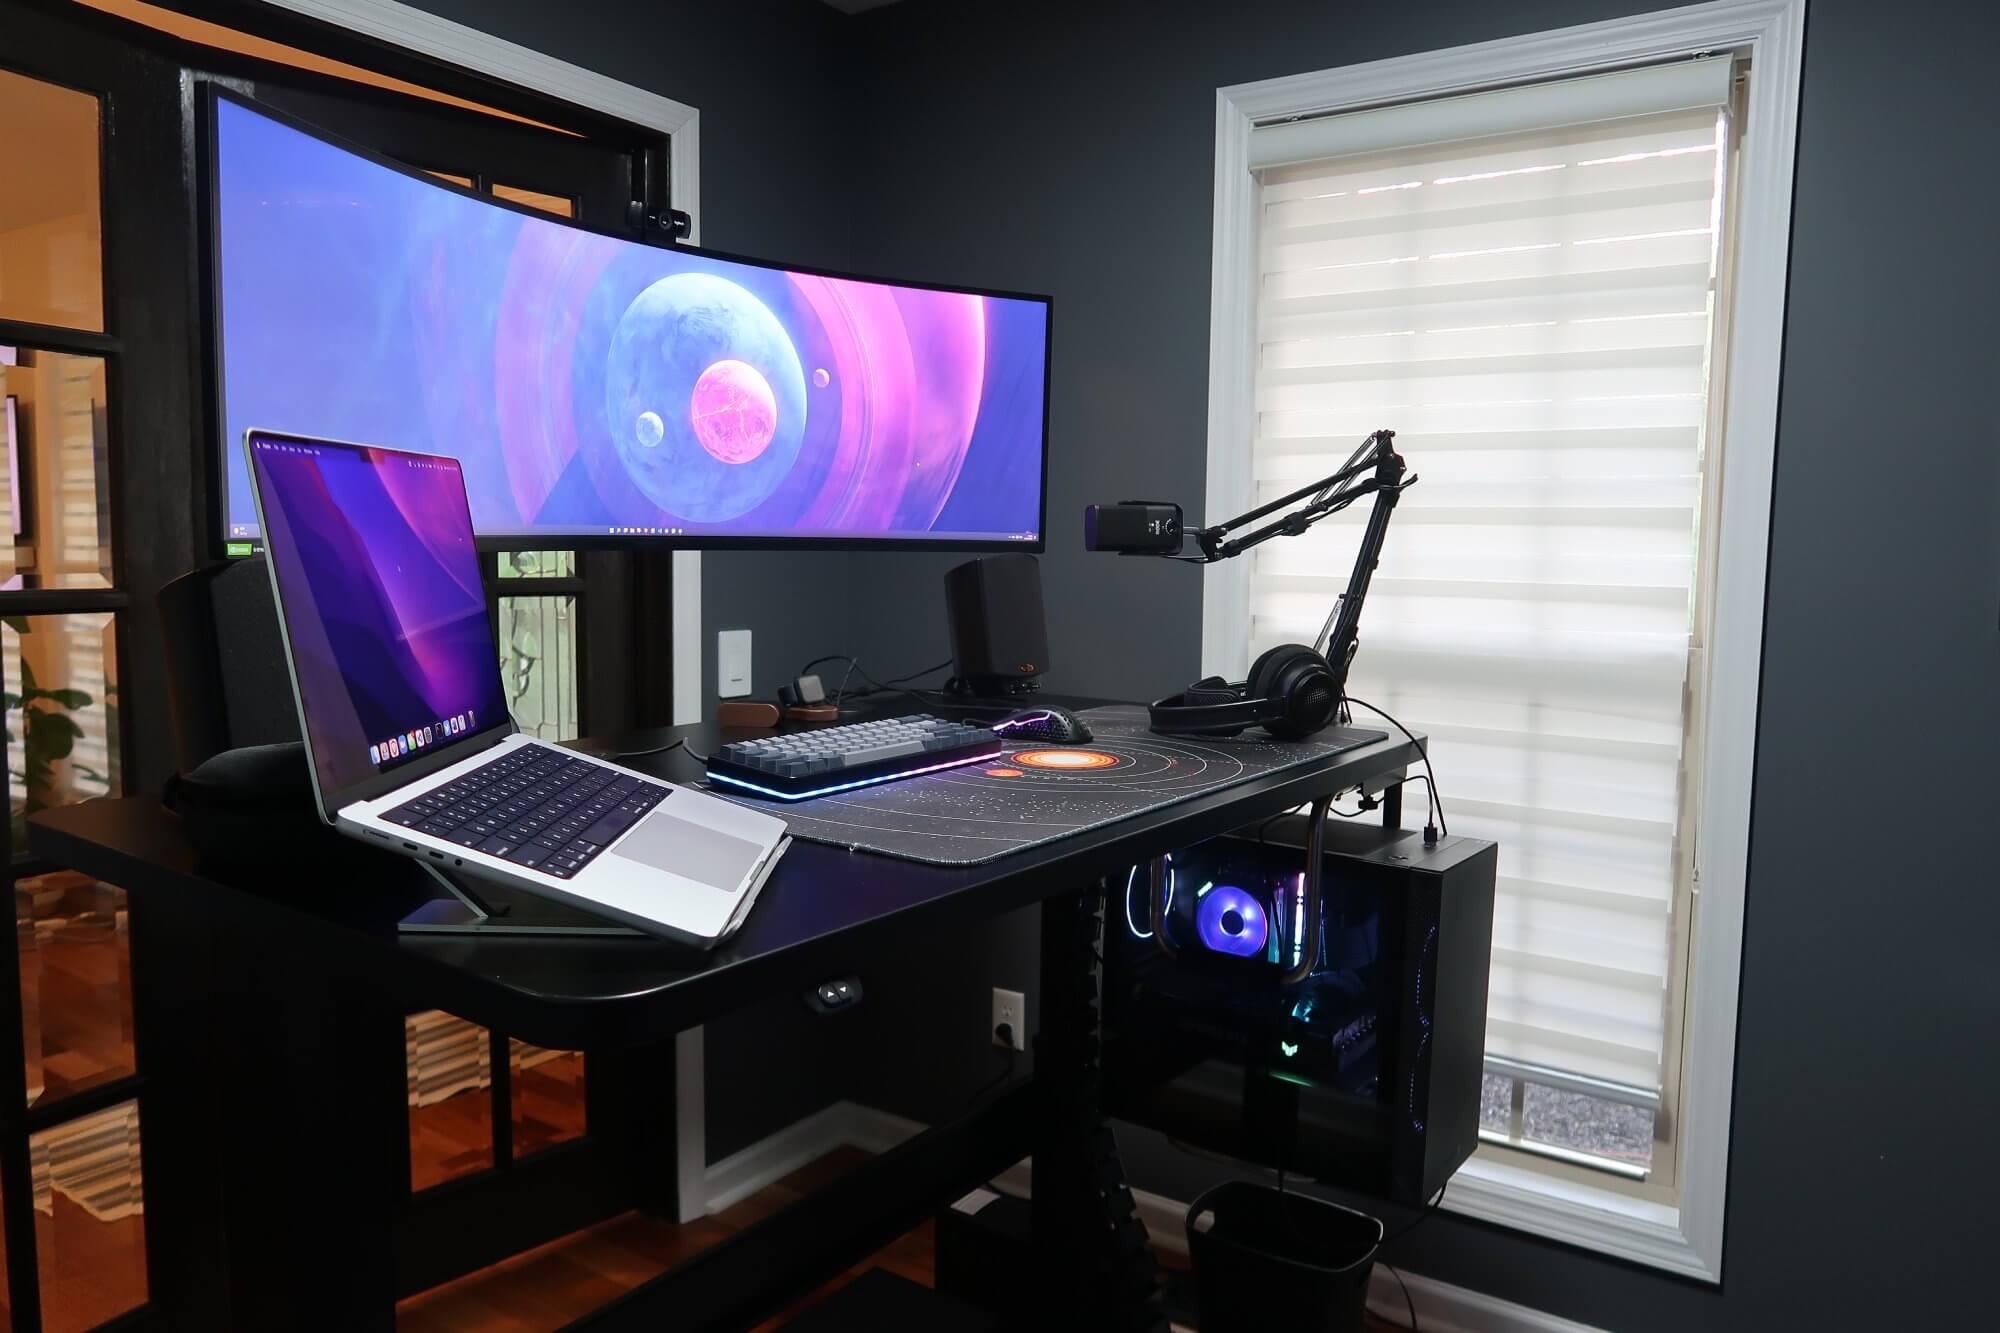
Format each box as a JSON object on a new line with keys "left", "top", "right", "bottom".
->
{"left": 208, "top": 92, "right": 1050, "bottom": 550}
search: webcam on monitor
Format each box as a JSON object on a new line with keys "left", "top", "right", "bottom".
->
{"left": 625, "top": 202, "right": 694, "bottom": 244}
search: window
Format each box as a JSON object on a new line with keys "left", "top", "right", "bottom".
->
{"left": 1206, "top": 0, "right": 1805, "bottom": 1281}
{"left": 1249, "top": 65, "right": 1739, "bottom": 1186}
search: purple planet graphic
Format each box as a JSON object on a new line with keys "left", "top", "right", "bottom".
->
{"left": 1195, "top": 884, "right": 1269, "bottom": 958}
{"left": 602, "top": 271, "right": 807, "bottom": 521}
{"left": 812, "top": 367, "right": 830, "bottom": 389}
{"left": 690, "top": 358, "right": 777, "bottom": 464}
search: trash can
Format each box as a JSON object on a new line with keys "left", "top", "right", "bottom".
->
{"left": 1185, "top": 1180, "right": 1383, "bottom": 1333}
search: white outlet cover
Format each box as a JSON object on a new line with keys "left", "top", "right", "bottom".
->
{"left": 991, "top": 987, "right": 1026, "bottom": 1051}
{"left": 717, "top": 629, "right": 752, "bottom": 698}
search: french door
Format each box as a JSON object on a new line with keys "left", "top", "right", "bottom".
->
{"left": 1, "top": 3, "right": 680, "bottom": 1327}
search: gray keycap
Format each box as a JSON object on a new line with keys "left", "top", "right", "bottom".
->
{"left": 840, "top": 738, "right": 925, "bottom": 767}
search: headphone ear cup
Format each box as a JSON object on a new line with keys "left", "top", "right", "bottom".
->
{"left": 1256, "top": 645, "right": 1340, "bottom": 740}
{"left": 1245, "top": 645, "right": 1297, "bottom": 701}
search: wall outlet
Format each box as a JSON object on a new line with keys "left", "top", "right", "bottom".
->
{"left": 717, "top": 629, "right": 752, "bottom": 698}
{"left": 991, "top": 987, "right": 1026, "bottom": 1051}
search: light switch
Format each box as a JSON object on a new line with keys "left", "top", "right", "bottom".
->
{"left": 717, "top": 630, "right": 752, "bottom": 698}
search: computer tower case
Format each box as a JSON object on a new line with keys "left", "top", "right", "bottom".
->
{"left": 1101, "top": 819, "right": 1496, "bottom": 1205}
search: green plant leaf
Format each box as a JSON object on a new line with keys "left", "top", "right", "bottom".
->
{"left": 18, "top": 659, "right": 36, "bottom": 694}
{"left": 27, "top": 711, "right": 81, "bottom": 760}
{"left": 42, "top": 688, "right": 91, "bottom": 709}
{"left": 1, "top": 615, "right": 27, "bottom": 635}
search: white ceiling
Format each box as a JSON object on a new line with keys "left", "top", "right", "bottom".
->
{"left": 819, "top": 0, "right": 907, "bottom": 13}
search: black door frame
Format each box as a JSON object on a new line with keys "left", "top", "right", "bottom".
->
{"left": 2, "top": 3, "right": 683, "bottom": 1327}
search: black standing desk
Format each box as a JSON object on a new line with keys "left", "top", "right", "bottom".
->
{"left": 28, "top": 702, "right": 1420, "bottom": 1332}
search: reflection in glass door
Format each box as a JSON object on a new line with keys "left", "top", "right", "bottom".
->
{"left": 0, "top": 58, "right": 148, "bottom": 1333}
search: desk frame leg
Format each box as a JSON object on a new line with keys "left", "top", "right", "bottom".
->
{"left": 1032, "top": 888, "right": 1164, "bottom": 1331}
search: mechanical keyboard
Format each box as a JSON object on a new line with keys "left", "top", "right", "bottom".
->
{"left": 382, "top": 743, "right": 669, "bottom": 879}
{"left": 706, "top": 715, "right": 1002, "bottom": 799}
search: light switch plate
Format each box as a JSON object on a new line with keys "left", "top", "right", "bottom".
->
{"left": 717, "top": 630, "right": 752, "bottom": 698}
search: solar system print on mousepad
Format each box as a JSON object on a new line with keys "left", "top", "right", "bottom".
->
{"left": 700, "top": 705, "right": 1387, "bottom": 866}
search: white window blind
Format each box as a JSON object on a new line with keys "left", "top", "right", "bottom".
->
{"left": 1247, "top": 69, "right": 1733, "bottom": 1093}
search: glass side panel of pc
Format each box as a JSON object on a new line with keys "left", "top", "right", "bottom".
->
{"left": 208, "top": 92, "right": 1051, "bottom": 549}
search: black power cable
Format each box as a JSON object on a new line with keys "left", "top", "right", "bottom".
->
{"left": 593, "top": 737, "right": 708, "bottom": 764}
{"left": 1342, "top": 695, "right": 1448, "bottom": 839}
{"left": 1384, "top": 1263, "right": 1421, "bottom": 1332}
{"left": 597, "top": 736, "right": 686, "bottom": 761}
{"left": 795, "top": 655, "right": 955, "bottom": 710}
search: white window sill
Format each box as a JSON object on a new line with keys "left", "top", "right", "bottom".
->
{"left": 1446, "top": 1147, "right": 1715, "bottom": 1282}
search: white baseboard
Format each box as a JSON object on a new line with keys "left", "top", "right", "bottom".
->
{"left": 1363, "top": 1268, "right": 1611, "bottom": 1333}
{"left": 700, "top": 1099, "right": 924, "bottom": 1214}
{"left": 707, "top": 1106, "right": 1606, "bottom": 1333}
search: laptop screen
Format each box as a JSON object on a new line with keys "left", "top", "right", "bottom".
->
{"left": 248, "top": 432, "right": 512, "bottom": 803}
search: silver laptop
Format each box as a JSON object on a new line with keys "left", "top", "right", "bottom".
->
{"left": 245, "top": 428, "right": 789, "bottom": 947}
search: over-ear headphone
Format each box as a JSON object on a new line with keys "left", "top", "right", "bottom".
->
{"left": 1148, "top": 642, "right": 1342, "bottom": 740}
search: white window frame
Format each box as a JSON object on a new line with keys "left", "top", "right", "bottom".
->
{"left": 1201, "top": 0, "right": 1805, "bottom": 1281}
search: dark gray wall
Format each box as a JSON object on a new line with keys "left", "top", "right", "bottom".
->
{"left": 840, "top": 2, "right": 2000, "bottom": 1331}
{"left": 417, "top": 0, "right": 2000, "bottom": 1323}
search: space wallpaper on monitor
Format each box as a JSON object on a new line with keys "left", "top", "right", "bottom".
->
{"left": 214, "top": 97, "right": 1049, "bottom": 545}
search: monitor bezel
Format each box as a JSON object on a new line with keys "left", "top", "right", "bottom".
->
{"left": 201, "top": 85, "right": 1053, "bottom": 558}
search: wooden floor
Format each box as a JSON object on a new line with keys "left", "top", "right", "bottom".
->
{"left": 396, "top": 1146, "right": 935, "bottom": 1332}
{"left": 4, "top": 876, "right": 150, "bottom": 1332}
{"left": 396, "top": 1145, "right": 1405, "bottom": 1332}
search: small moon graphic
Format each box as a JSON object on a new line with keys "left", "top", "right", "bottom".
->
{"left": 812, "top": 367, "right": 830, "bottom": 389}
{"left": 634, "top": 410, "right": 665, "bottom": 449}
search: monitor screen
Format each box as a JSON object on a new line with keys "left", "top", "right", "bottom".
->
{"left": 248, "top": 431, "right": 512, "bottom": 804}
{"left": 210, "top": 93, "right": 1050, "bottom": 549}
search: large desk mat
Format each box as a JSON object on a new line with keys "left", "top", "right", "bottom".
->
{"left": 701, "top": 705, "right": 1388, "bottom": 866}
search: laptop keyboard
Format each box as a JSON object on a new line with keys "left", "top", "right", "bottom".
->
{"left": 382, "top": 743, "right": 668, "bottom": 879}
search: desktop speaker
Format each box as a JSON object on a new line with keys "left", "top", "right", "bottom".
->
{"left": 944, "top": 555, "right": 1048, "bottom": 697}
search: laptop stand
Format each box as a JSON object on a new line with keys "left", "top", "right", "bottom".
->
{"left": 399, "top": 862, "right": 645, "bottom": 937}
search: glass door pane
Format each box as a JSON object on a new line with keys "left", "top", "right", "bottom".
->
{"left": 498, "top": 595, "right": 578, "bottom": 742}
{"left": 5, "top": 614, "right": 120, "bottom": 852}
{"left": 492, "top": 183, "right": 575, "bottom": 218}
{"left": 1, "top": 349, "right": 115, "bottom": 590}
{"left": 0, "top": 70, "right": 103, "bottom": 331}
{"left": 16, "top": 874, "right": 134, "bottom": 1108}
{"left": 28, "top": 1100, "right": 148, "bottom": 1333}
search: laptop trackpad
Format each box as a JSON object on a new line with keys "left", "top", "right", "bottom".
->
{"left": 609, "top": 808, "right": 765, "bottom": 892}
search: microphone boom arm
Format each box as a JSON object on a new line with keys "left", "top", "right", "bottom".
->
{"left": 1194, "top": 428, "right": 1410, "bottom": 680}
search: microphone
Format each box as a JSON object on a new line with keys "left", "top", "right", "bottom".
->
{"left": 1083, "top": 501, "right": 1183, "bottom": 554}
